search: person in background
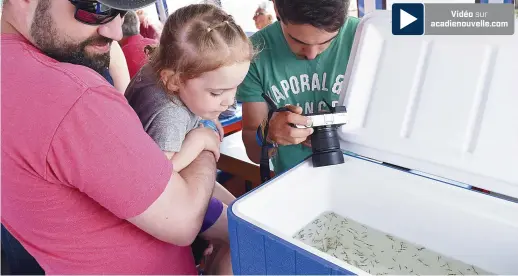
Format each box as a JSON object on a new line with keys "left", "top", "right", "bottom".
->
{"left": 125, "top": 4, "right": 254, "bottom": 273}
{"left": 120, "top": 10, "right": 157, "bottom": 79}
{"left": 2, "top": 0, "right": 227, "bottom": 273}
{"left": 136, "top": 8, "right": 161, "bottom": 40}
{"left": 202, "top": 0, "right": 222, "bottom": 6}
{"left": 109, "top": 41, "right": 131, "bottom": 92}
{"left": 252, "top": 0, "right": 275, "bottom": 30}
{"left": 237, "top": 0, "right": 360, "bottom": 176}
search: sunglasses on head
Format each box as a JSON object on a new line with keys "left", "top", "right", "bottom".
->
{"left": 69, "top": 0, "right": 127, "bottom": 25}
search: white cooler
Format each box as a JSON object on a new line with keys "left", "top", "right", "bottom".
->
{"left": 228, "top": 10, "right": 518, "bottom": 275}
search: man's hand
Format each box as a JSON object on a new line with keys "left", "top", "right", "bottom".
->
{"left": 268, "top": 105, "right": 314, "bottom": 145}
{"left": 302, "top": 137, "right": 312, "bottom": 148}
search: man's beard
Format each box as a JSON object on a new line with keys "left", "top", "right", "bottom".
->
{"left": 29, "top": 0, "right": 111, "bottom": 74}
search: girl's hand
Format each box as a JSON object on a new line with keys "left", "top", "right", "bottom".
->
{"left": 212, "top": 119, "right": 224, "bottom": 141}
{"left": 188, "top": 127, "right": 221, "bottom": 161}
{"left": 203, "top": 129, "right": 221, "bottom": 161}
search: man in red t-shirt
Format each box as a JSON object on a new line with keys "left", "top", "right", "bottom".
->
{"left": 1, "top": 0, "right": 231, "bottom": 274}
{"left": 136, "top": 9, "right": 161, "bottom": 40}
{"left": 120, "top": 11, "right": 158, "bottom": 78}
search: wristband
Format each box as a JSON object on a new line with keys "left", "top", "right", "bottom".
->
{"left": 256, "top": 123, "right": 274, "bottom": 149}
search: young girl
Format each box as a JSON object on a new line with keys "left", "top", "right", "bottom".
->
{"left": 125, "top": 3, "right": 254, "bottom": 275}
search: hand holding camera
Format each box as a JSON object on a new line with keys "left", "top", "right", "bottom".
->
{"left": 267, "top": 105, "right": 314, "bottom": 146}
{"left": 261, "top": 93, "right": 348, "bottom": 172}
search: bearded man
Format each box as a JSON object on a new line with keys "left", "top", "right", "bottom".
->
{"left": 1, "top": 0, "right": 227, "bottom": 274}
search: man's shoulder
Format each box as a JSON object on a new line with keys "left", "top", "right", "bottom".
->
{"left": 346, "top": 16, "right": 361, "bottom": 28}
{"left": 1, "top": 36, "right": 126, "bottom": 175}
{"left": 3, "top": 35, "right": 117, "bottom": 97}
{"left": 328, "top": 16, "right": 360, "bottom": 61}
{"left": 338, "top": 16, "right": 361, "bottom": 39}
{"left": 249, "top": 22, "right": 282, "bottom": 50}
{"left": 58, "top": 63, "right": 117, "bottom": 91}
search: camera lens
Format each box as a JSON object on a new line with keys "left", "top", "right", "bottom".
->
{"left": 310, "top": 125, "right": 344, "bottom": 167}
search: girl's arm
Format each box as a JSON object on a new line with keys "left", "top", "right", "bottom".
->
{"left": 165, "top": 134, "right": 205, "bottom": 172}
{"left": 165, "top": 127, "right": 221, "bottom": 172}
{"left": 109, "top": 42, "right": 131, "bottom": 93}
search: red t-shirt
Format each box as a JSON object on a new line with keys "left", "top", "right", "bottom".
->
{"left": 1, "top": 34, "right": 197, "bottom": 274}
{"left": 120, "top": 34, "right": 157, "bottom": 78}
{"left": 140, "top": 22, "right": 160, "bottom": 40}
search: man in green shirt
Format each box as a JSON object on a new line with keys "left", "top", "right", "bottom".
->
{"left": 237, "top": 0, "right": 360, "bottom": 175}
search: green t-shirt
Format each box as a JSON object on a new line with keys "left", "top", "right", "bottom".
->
{"left": 237, "top": 16, "right": 360, "bottom": 174}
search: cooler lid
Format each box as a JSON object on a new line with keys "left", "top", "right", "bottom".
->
{"left": 338, "top": 10, "right": 518, "bottom": 199}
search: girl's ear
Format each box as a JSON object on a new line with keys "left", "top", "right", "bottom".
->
{"left": 160, "top": 69, "right": 180, "bottom": 92}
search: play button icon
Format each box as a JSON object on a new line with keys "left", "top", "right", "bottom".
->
{"left": 400, "top": 9, "right": 417, "bottom": 29}
{"left": 392, "top": 3, "right": 424, "bottom": 35}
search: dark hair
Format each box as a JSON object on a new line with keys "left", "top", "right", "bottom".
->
{"left": 148, "top": 4, "right": 255, "bottom": 88}
{"left": 274, "top": 0, "right": 349, "bottom": 32}
{"left": 122, "top": 11, "right": 140, "bottom": 37}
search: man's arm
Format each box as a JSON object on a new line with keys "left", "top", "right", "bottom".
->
{"left": 109, "top": 42, "right": 130, "bottom": 93}
{"left": 128, "top": 151, "right": 216, "bottom": 246}
{"left": 46, "top": 88, "right": 217, "bottom": 247}
{"left": 242, "top": 102, "right": 313, "bottom": 164}
{"left": 242, "top": 102, "right": 270, "bottom": 164}
{"left": 237, "top": 42, "right": 312, "bottom": 164}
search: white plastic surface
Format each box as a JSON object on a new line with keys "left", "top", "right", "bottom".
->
{"left": 338, "top": 11, "right": 518, "bottom": 199}
{"left": 220, "top": 131, "right": 256, "bottom": 165}
{"left": 220, "top": 131, "right": 275, "bottom": 168}
{"left": 232, "top": 157, "right": 518, "bottom": 275}
{"left": 295, "top": 113, "right": 349, "bottom": 128}
{"left": 385, "top": 0, "right": 476, "bottom": 10}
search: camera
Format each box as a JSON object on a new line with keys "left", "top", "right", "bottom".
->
{"left": 259, "top": 93, "right": 349, "bottom": 182}
{"left": 295, "top": 105, "right": 349, "bottom": 168}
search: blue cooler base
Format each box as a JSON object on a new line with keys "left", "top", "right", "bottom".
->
{"left": 228, "top": 211, "right": 353, "bottom": 275}
{"left": 227, "top": 157, "right": 518, "bottom": 275}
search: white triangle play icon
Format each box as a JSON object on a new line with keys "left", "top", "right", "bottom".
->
{"left": 400, "top": 9, "right": 417, "bottom": 29}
